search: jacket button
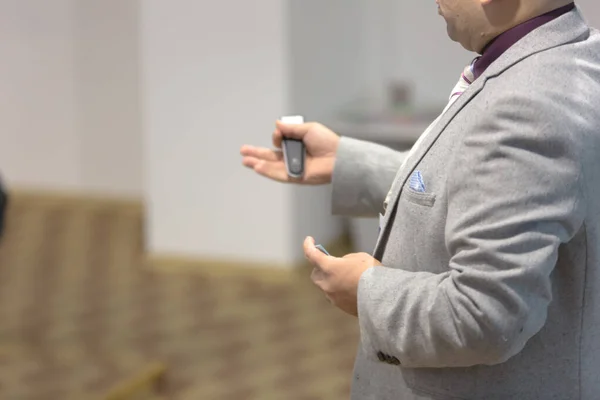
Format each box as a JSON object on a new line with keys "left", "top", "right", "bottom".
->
{"left": 377, "top": 351, "right": 386, "bottom": 362}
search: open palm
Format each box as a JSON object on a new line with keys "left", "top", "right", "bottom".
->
{"left": 240, "top": 121, "right": 340, "bottom": 185}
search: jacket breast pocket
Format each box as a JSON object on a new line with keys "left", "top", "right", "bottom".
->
{"left": 390, "top": 186, "right": 447, "bottom": 275}
{"left": 402, "top": 188, "right": 436, "bottom": 208}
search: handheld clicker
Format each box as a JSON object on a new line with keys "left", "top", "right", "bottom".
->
{"left": 280, "top": 115, "right": 306, "bottom": 179}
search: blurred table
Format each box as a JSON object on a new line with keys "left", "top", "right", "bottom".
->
{"left": 327, "top": 119, "right": 429, "bottom": 149}
{"left": 326, "top": 105, "right": 442, "bottom": 148}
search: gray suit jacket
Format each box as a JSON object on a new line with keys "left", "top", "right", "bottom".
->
{"left": 331, "top": 8, "right": 600, "bottom": 400}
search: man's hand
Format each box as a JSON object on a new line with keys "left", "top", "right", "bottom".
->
{"left": 303, "top": 236, "right": 382, "bottom": 316}
{"left": 240, "top": 120, "right": 340, "bottom": 185}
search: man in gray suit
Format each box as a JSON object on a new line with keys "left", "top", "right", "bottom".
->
{"left": 241, "top": 1, "right": 600, "bottom": 398}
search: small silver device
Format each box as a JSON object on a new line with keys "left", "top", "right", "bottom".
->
{"left": 315, "top": 244, "right": 330, "bottom": 255}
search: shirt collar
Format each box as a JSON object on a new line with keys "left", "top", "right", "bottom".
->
{"left": 472, "top": 2, "right": 575, "bottom": 80}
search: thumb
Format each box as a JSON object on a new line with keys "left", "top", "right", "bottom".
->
{"left": 276, "top": 120, "right": 312, "bottom": 140}
{"left": 303, "top": 236, "right": 328, "bottom": 266}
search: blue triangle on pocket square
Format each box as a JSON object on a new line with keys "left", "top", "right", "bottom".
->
{"left": 409, "top": 170, "right": 426, "bottom": 193}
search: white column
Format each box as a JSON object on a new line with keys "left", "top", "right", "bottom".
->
{"left": 140, "top": 0, "right": 297, "bottom": 265}
{"left": 287, "top": 0, "right": 368, "bottom": 259}
{"left": 73, "top": 0, "right": 143, "bottom": 197}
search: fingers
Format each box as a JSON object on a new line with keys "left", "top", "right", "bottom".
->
{"left": 242, "top": 158, "right": 290, "bottom": 183}
{"left": 240, "top": 145, "right": 285, "bottom": 179}
{"left": 303, "top": 236, "right": 329, "bottom": 268}
{"left": 272, "top": 130, "right": 283, "bottom": 149}
{"left": 276, "top": 120, "right": 313, "bottom": 140}
{"left": 273, "top": 120, "right": 315, "bottom": 149}
{"left": 305, "top": 237, "right": 335, "bottom": 304}
{"left": 240, "top": 145, "right": 282, "bottom": 162}
{"left": 310, "top": 267, "right": 332, "bottom": 301}
{"left": 240, "top": 144, "right": 304, "bottom": 183}
{"left": 241, "top": 119, "right": 314, "bottom": 182}
{"left": 241, "top": 156, "right": 260, "bottom": 169}
{"left": 254, "top": 160, "right": 289, "bottom": 182}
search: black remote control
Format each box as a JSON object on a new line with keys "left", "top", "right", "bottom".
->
{"left": 281, "top": 116, "right": 306, "bottom": 179}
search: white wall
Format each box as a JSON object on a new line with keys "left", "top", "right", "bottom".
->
{"left": 0, "top": 0, "right": 142, "bottom": 196}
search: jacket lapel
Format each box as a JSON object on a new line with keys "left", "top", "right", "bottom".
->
{"left": 372, "top": 79, "right": 485, "bottom": 258}
{"left": 372, "top": 7, "right": 589, "bottom": 259}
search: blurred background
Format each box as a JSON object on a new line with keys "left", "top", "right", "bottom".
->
{"left": 0, "top": 1, "right": 598, "bottom": 399}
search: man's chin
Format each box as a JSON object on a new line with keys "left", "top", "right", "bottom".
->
{"left": 445, "top": 25, "right": 461, "bottom": 44}
{"left": 441, "top": 18, "right": 471, "bottom": 50}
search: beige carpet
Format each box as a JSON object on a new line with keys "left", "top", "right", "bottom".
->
{"left": 0, "top": 192, "right": 359, "bottom": 399}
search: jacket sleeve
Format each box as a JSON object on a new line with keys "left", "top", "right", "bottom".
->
{"left": 331, "top": 137, "right": 407, "bottom": 218}
{"left": 355, "top": 90, "right": 586, "bottom": 368}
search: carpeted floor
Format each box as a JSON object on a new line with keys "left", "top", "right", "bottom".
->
{"left": 0, "top": 192, "right": 359, "bottom": 399}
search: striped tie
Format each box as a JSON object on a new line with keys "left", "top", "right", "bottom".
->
{"left": 443, "top": 61, "right": 476, "bottom": 113}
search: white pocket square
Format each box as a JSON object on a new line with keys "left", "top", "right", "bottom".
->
{"left": 409, "top": 170, "right": 426, "bottom": 193}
